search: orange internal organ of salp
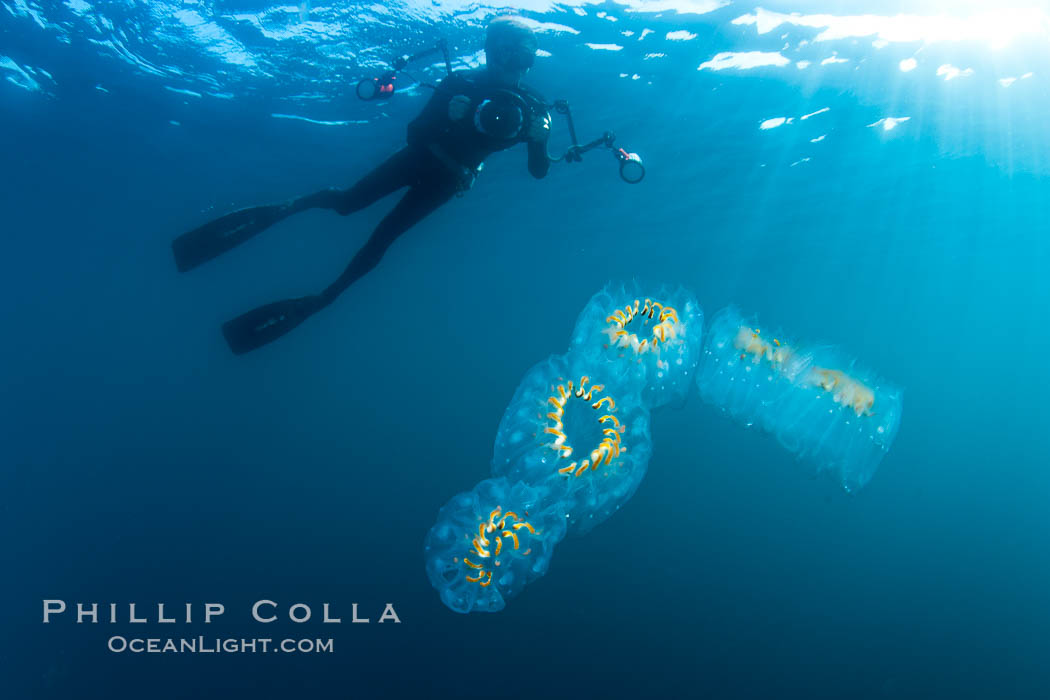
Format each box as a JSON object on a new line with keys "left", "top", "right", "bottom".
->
{"left": 734, "top": 326, "right": 874, "bottom": 417}
{"left": 604, "top": 298, "right": 680, "bottom": 354}
{"left": 462, "top": 506, "right": 537, "bottom": 588}
{"left": 544, "top": 376, "right": 625, "bottom": 478}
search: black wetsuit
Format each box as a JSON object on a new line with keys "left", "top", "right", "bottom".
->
{"left": 177, "top": 70, "right": 553, "bottom": 354}
{"left": 303, "top": 69, "right": 551, "bottom": 304}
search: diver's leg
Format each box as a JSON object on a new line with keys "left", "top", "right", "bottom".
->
{"left": 319, "top": 179, "right": 459, "bottom": 304}
{"left": 174, "top": 148, "right": 420, "bottom": 273}
{"left": 220, "top": 177, "right": 458, "bottom": 355}
{"left": 289, "top": 146, "right": 421, "bottom": 216}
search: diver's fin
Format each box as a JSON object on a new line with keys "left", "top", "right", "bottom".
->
{"left": 172, "top": 204, "right": 288, "bottom": 273}
{"left": 221, "top": 296, "right": 323, "bottom": 355}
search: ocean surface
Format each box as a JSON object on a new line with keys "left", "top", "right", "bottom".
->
{"left": 2, "top": 1, "right": 1049, "bottom": 698}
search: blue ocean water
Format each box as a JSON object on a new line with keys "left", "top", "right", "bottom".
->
{"left": 2, "top": 1, "right": 1049, "bottom": 697}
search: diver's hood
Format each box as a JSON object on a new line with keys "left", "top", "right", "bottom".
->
{"left": 486, "top": 16, "right": 537, "bottom": 68}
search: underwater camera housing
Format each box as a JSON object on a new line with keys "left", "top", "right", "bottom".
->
{"left": 473, "top": 90, "right": 530, "bottom": 140}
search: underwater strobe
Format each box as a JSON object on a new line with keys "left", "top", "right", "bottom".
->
{"left": 356, "top": 40, "right": 453, "bottom": 101}
{"left": 616, "top": 148, "right": 645, "bottom": 184}
{"left": 356, "top": 71, "right": 398, "bottom": 101}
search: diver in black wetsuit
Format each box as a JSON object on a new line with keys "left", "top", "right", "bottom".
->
{"left": 173, "top": 16, "right": 552, "bottom": 355}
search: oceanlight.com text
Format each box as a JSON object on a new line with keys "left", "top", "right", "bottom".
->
{"left": 107, "top": 636, "right": 334, "bottom": 654}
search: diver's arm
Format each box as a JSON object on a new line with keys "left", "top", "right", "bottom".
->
{"left": 527, "top": 139, "right": 550, "bottom": 179}
{"left": 526, "top": 110, "right": 552, "bottom": 179}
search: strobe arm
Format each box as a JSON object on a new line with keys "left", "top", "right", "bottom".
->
{"left": 550, "top": 101, "right": 644, "bottom": 183}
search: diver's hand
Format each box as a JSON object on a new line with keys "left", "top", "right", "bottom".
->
{"left": 527, "top": 111, "right": 552, "bottom": 142}
{"left": 448, "top": 94, "right": 471, "bottom": 121}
